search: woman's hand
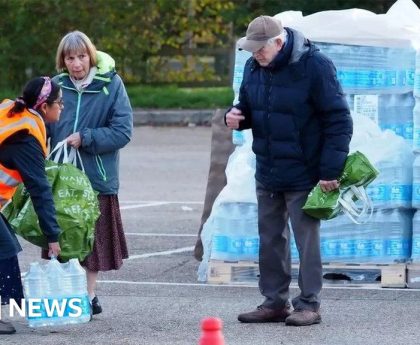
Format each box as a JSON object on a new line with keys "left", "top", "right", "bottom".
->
{"left": 48, "top": 242, "right": 61, "bottom": 258}
{"left": 66, "top": 132, "right": 82, "bottom": 148}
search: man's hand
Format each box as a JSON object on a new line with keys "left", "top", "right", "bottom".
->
{"left": 319, "top": 179, "right": 340, "bottom": 193}
{"left": 66, "top": 132, "right": 82, "bottom": 149}
{"left": 48, "top": 242, "right": 61, "bottom": 258}
{"left": 226, "top": 107, "right": 245, "bottom": 129}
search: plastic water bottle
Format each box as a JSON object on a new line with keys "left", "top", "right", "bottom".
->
{"left": 411, "top": 210, "right": 420, "bottom": 261}
{"left": 367, "top": 161, "right": 391, "bottom": 209}
{"left": 379, "top": 95, "right": 400, "bottom": 136}
{"left": 412, "top": 155, "right": 420, "bottom": 208}
{"left": 412, "top": 100, "right": 420, "bottom": 152}
{"left": 382, "top": 209, "right": 412, "bottom": 262}
{"left": 211, "top": 204, "right": 233, "bottom": 261}
{"left": 353, "top": 225, "right": 374, "bottom": 263}
{"left": 290, "top": 234, "right": 299, "bottom": 263}
{"left": 388, "top": 161, "right": 412, "bottom": 209}
{"left": 232, "top": 47, "right": 251, "bottom": 104}
{"left": 368, "top": 159, "right": 412, "bottom": 209}
{"left": 231, "top": 45, "right": 251, "bottom": 146}
{"left": 364, "top": 211, "right": 385, "bottom": 263}
{"left": 379, "top": 93, "right": 414, "bottom": 141}
{"left": 24, "top": 262, "right": 48, "bottom": 328}
{"left": 44, "top": 259, "right": 66, "bottom": 326}
{"left": 62, "top": 259, "right": 91, "bottom": 324}
{"left": 320, "top": 217, "right": 342, "bottom": 262}
{"left": 414, "top": 50, "right": 420, "bottom": 98}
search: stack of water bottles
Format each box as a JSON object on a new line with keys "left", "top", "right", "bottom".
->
{"left": 23, "top": 258, "right": 91, "bottom": 327}
{"left": 411, "top": 50, "right": 420, "bottom": 262}
{"left": 316, "top": 42, "right": 417, "bottom": 263}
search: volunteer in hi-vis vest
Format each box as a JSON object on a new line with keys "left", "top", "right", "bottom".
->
{"left": 0, "top": 77, "right": 62, "bottom": 335}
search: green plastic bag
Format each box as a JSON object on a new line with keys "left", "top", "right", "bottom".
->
{"left": 302, "top": 151, "right": 379, "bottom": 221}
{"left": 2, "top": 160, "right": 100, "bottom": 261}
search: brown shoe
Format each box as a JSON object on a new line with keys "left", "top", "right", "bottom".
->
{"left": 285, "top": 309, "right": 321, "bottom": 326}
{"left": 0, "top": 320, "right": 16, "bottom": 334}
{"left": 238, "top": 305, "right": 292, "bottom": 323}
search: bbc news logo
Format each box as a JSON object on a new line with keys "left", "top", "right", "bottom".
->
{"left": 0, "top": 297, "right": 85, "bottom": 319}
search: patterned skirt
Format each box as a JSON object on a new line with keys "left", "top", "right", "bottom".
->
{"left": 0, "top": 255, "right": 24, "bottom": 305}
{"left": 42, "top": 194, "right": 129, "bottom": 271}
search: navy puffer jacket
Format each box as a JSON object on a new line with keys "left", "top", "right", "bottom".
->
{"left": 234, "top": 28, "right": 353, "bottom": 191}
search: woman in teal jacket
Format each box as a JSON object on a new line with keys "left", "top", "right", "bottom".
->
{"left": 47, "top": 31, "right": 133, "bottom": 316}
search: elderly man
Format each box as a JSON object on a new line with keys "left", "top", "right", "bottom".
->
{"left": 225, "top": 15, "right": 352, "bottom": 326}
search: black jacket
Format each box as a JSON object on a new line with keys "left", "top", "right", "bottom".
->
{"left": 234, "top": 28, "right": 353, "bottom": 191}
{"left": 0, "top": 132, "right": 60, "bottom": 260}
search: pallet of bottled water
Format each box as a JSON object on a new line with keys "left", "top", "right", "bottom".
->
{"left": 23, "top": 258, "right": 91, "bottom": 327}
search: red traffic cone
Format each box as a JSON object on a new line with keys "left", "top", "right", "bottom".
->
{"left": 199, "top": 317, "right": 225, "bottom": 345}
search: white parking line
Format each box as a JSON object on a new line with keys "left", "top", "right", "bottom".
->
{"left": 120, "top": 202, "right": 169, "bottom": 210}
{"left": 125, "top": 233, "right": 196, "bottom": 237}
{"left": 120, "top": 200, "right": 203, "bottom": 204}
{"left": 97, "top": 280, "right": 420, "bottom": 291}
{"left": 127, "top": 246, "right": 194, "bottom": 260}
{"left": 120, "top": 201, "right": 203, "bottom": 210}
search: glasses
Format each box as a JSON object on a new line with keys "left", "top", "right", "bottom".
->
{"left": 52, "top": 99, "right": 64, "bottom": 108}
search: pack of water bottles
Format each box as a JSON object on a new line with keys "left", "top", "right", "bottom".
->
{"left": 211, "top": 202, "right": 259, "bottom": 261}
{"left": 23, "top": 258, "right": 91, "bottom": 327}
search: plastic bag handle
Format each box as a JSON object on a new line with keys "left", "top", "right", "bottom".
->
{"left": 67, "top": 146, "right": 86, "bottom": 172}
{"left": 48, "top": 140, "right": 85, "bottom": 172}
{"left": 338, "top": 186, "right": 373, "bottom": 224}
{"left": 47, "top": 140, "right": 68, "bottom": 163}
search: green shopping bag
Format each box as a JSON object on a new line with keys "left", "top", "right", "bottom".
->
{"left": 302, "top": 151, "right": 379, "bottom": 221}
{"left": 3, "top": 159, "right": 100, "bottom": 261}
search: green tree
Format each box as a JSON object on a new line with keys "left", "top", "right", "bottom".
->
{"left": 1, "top": 0, "right": 419, "bottom": 90}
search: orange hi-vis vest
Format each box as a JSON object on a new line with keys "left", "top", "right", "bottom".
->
{"left": 0, "top": 99, "right": 47, "bottom": 206}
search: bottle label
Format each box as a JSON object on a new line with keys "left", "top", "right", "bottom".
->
{"left": 338, "top": 239, "right": 355, "bottom": 258}
{"left": 354, "top": 239, "right": 371, "bottom": 258}
{"left": 414, "top": 71, "right": 420, "bottom": 96}
{"left": 321, "top": 239, "right": 339, "bottom": 260}
{"left": 404, "top": 123, "right": 414, "bottom": 140}
{"left": 412, "top": 237, "right": 420, "bottom": 257}
{"left": 371, "top": 239, "right": 386, "bottom": 257}
{"left": 232, "top": 130, "right": 244, "bottom": 146}
{"left": 212, "top": 234, "right": 228, "bottom": 253}
{"left": 353, "top": 94, "right": 378, "bottom": 123}
{"left": 367, "top": 185, "right": 389, "bottom": 204}
{"left": 242, "top": 237, "right": 259, "bottom": 256}
{"left": 413, "top": 128, "right": 420, "bottom": 149}
{"left": 385, "top": 239, "right": 409, "bottom": 258}
{"left": 228, "top": 237, "right": 243, "bottom": 255}
{"left": 390, "top": 185, "right": 412, "bottom": 202}
{"left": 412, "top": 184, "right": 420, "bottom": 202}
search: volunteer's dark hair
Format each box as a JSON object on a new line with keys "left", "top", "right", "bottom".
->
{"left": 8, "top": 77, "right": 60, "bottom": 117}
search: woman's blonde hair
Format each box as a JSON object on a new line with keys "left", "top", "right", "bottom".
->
{"left": 55, "top": 31, "right": 97, "bottom": 72}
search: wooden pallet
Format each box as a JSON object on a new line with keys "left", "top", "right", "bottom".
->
{"left": 406, "top": 263, "right": 420, "bottom": 288}
{"left": 207, "top": 260, "right": 407, "bottom": 287}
